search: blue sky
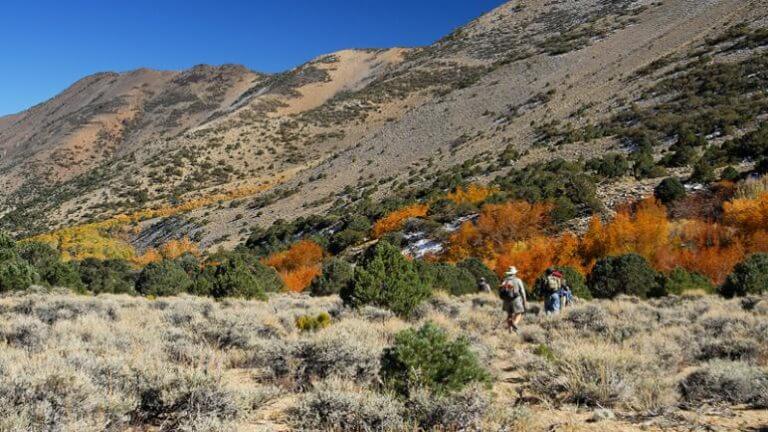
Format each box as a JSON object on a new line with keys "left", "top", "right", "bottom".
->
{"left": 0, "top": 0, "right": 506, "bottom": 116}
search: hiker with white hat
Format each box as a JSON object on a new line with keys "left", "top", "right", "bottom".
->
{"left": 499, "top": 266, "right": 527, "bottom": 333}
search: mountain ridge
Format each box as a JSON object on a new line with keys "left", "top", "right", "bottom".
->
{"left": 1, "top": 0, "right": 766, "bottom": 255}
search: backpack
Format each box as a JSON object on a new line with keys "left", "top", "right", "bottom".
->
{"left": 500, "top": 280, "right": 519, "bottom": 301}
{"left": 546, "top": 275, "right": 561, "bottom": 292}
{"left": 500, "top": 287, "right": 513, "bottom": 301}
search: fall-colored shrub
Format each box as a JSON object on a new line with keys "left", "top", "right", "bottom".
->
{"left": 280, "top": 266, "right": 323, "bottom": 293}
{"left": 371, "top": 204, "right": 429, "bottom": 238}
{"left": 670, "top": 220, "right": 744, "bottom": 284}
{"left": 264, "top": 240, "right": 324, "bottom": 271}
{"left": 264, "top": 240, "right": 325, "bottom": 292}
{"left": 446, "top": 201, "right": 552, "bottom": 261}
{"left": 581, "top": 199, "right": 670, "bottom": 269}
{"left": 133, "top": 238, "right": 201, "bottom": 267}
{"left": 27, "top": 184, "right": 274, "bottom": 263}
{"left": 723, "top": 192, "right": 768, "bottom": 235}
{"left": 445, "top": 184, "right": 497, "bottom": 205}
{"left": 494, "top": 233, "right": 583, "bottom": 285}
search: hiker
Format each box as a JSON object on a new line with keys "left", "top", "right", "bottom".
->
{"left": 543, "top": 268, "right": 563, "bottom": 314}
{"left": 500, "top": 266, "right": 527, "bottom": 333}
{"left": 559, "top": 281, "right": 574, "bottom": 309}
{"left": 478, "top": 277, "right": 492, "bottom": 293}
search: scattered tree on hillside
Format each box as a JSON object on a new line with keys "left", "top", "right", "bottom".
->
{"left": 310, "top": 258, "right": 354, "bottom": 297}
{"left": 587, "top": 253, "right": 660, "bottom": 299}
{"left": 654, "top": 177, "right": 686, "bottom": 204}
{"left": 720, "top": 253, "right": 768, "bottom": 297}
{"left": 341, "top": 241, "right": 431, "bottom": 317}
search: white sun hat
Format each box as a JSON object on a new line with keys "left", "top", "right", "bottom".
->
{"left": 505, "top": 266, "right": 518, "bottom": 276}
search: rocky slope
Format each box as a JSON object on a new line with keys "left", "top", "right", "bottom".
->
{"left": 1, "top": 0, "right": 766, "bottom": 251}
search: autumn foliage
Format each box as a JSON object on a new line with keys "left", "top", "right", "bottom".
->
{"left": 444, "top": 190, "right": 768, "bottom": 286}
{"left": 264, "top": 239, "right": 325, "bottom": 292}
{"left": 723, "top": 192, "right": 768, "bottom": 249}
{"left": 371, "top": 204, "right": 429, "bottom": 238}
{"left": 445, "top": 184, "right": 497, "bottom": 205}
{"left": 445, "top": 201, "right": 553, "bottom": 262}
{"left": 581, "top": 199, "right": 671, "bottom": 269}
{"left": 493, "top": 233, "right": 584, "bottom": 286}
{"left": 28, "top": 183, "right": 276, "bottom": 263}
{"left": 133, "top": 237, "right": 201, "bottom": 267}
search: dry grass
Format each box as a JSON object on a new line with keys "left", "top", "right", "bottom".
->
{"left": 0, "top": 290, "right": 766, "bottom": 431}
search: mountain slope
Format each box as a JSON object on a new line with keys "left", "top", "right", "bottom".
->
{"left": 1, "top": 0, "right": 766, "bottom": 253}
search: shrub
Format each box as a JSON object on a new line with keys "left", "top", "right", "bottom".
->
{"left": 0, "top": 231, "right": 15, "bottom": 250}
{"left": 406, "top": 384, "right": 490, "bottom": 431}
{"left": 721, "top": 166, "right": 740, "bottom": 181}
{"left": 263, "top": 239, "right": 324, "bottom": 292}
{"left": 380, "top": 322, "right": 490, "bottom": 397}
{"left": 39, "top": 261, "right": 85, "bottom": 291}
{"left": 310, "top": 258, "right": 354, "bottom": 296}
{"left": 136, "top": 260, "right": 193, "bottom": 296}
{"left": 290, "top": 379, "right": 404, "bottom": 431}
{"left": 329, "top": 228, "right": 367, "bottom": 254}
{"left": 16, "top": 241, "right": 56, "bottom": 267}
{"left": 586, "top": 153, "right": 629, "bottom": 178}
{"left": 720, "top": 253, "right": 768, "bottom": 297}
{"left": 0, "top": 364, "right": 116, "bottom": 430}
{"left": 492, "top": 158, "right": 601, "bottom": 214}
{"left": 679, "top": 360, "right": 768, "bottom": 408}
{"left": 562, "top": 304, "right": 610, "bottom": 333}
{"left": 663, "top": 267, "right": 714, "bottom": 295}
{"left": 654, "top": 177, "right": 686, "bottom": 204}
{"left": 661, "top": 145, "right": 696, "bottom": 168}
{"left": 0, "top": 258, "right": 40, "bottom": 292}
{"left": 196, "top": 252, "right": 282, "bottom": 300}
{"left": 372, "top": 204, "right": 429, "bottom": 238}
{"left": 418, "top": 262, "right": 477, "bottom": 296}
{"left": 457, "top": 257, "right": 499, "bottom": 288}
{"left": 296, "top": 312, "right": 331, "bottom": 332}
{"left": 1, "top": 316, "right": 49, "bottom": 351}
{"left": 529, "top": 343, "right": 664, "bottom": 409}
{"left": 77, "top": 258, "right": 136, "bottom": 294}
{"left": 690, "top": 159, "right": 716, "bottom": 184}
{"left": 293, "top": 320, "right": 382, "bottom": 387}
{"left": 587, "top": 254, "right": 660, "bottom": 299}
{"left": 341, "top": 241, "right": 431, "bottom": 317}
{"left": 135, "top": 372, "right": 239, "bottom": 427}
{"left": 696, "top": 337, "right": 760, "bottom": 362}
{"left": 631, "top": 148, "right": 662, "bottom": 179}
